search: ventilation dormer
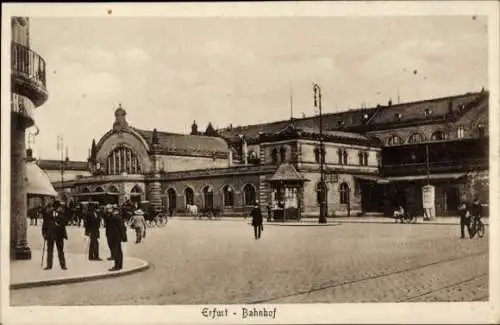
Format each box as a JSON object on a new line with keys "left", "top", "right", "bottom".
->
{"left": 424, "top": 108, "right": 432, "bottom": 117}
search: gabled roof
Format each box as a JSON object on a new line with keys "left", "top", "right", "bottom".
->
{"left": 132, "top": 128, "right": 229, "bottom": 157}
{"left": 269, "top": 163, "right": 309, "bottom": 182}
{"left": 37, "top": 160, "right": 89, "bottom": 171}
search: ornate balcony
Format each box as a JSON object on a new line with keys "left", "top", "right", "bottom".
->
{"left": 381, "top": 158, "right": 488, "bottom": 177}
{"left": 11, "top": 42, "right": 48, "bottom": 108}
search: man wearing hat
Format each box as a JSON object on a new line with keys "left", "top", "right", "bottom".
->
{"left": 250, "top": 201, "right": 264, "bottom": 240}
{"left": 130, "top": 209, "right": 147, "bottom": 244}
{"left": 105, "top": 207, "right": 128, "bottom": 271}
{"left": 42, "top": 200, "right": 68, "bottom": 270}
{"left": 103, "top": 204, "right": 115, "bottom": 261}
{"left": 85, "top": 203, "right": 102, "bottom": 260}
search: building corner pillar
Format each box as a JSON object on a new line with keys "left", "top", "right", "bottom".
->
{"left": 11, "top": 118, "right": 31, "bottom": 260}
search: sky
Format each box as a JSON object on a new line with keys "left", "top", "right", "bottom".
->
{"left": 25, "top": 15, "right": 488, "bottom": 161}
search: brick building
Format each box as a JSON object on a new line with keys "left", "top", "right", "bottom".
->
{"left": 48, "top": 89, "right": 488, "bottom": 219}
{"left": 10, "top": 17, "right": 49, "bottom": 259}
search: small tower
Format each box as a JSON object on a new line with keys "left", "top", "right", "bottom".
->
{"left": 205, "top": 122, "right": 217, "bottom": 137}
{"left": 191, "top": 120, "right": 199, "bottom": 135}
{"left": 113, "top": 103, "right": 128, "bottom": 132}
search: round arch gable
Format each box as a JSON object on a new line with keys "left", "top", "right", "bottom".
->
{"left": 95, "top": 128, "right": 150, "bottom": 155}
{"left": 95, "top": 131, "right": 152, "bottom": 173}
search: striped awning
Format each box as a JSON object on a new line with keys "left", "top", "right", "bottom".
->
{"left": 26, "top": 160, "right": 58, "bottom": 196}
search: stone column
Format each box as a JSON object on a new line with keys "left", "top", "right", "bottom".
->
{"left": 147, "top": 178, "right": 163, "bottom": 213}
{"left": 11, "top": 117, "right": 31, "bottom": 260}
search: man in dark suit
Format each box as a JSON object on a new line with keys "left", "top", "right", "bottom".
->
{"left": 42, "top": 200, "right": 68, "bottom": 270}
{"left": 103, "top": 204, "right": 115, "bottom": 261}
{"left": 85, "top": 204, "right": 102, "bottom": 261}
{"left": 250, "top": 201, "right": 263, "bottom": 240}
{"left": 105, "top": 207, "right": 128, "bottom": 271}
{"left": 457, "top": 200, "right": 470, "bottom": 239}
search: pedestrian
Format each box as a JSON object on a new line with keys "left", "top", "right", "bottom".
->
{"left": 266, "top": 202, "right": 272, "bottom": 222}
{"left": 42, "top": 200, "right": 68, "bottom": 270}
{"left": 457, "top": 200, "right": 470, "bottom": 239}
{"left": 130, "top": 209, "right": 147, "bottom": 243}
{"left": 106, "top": 207, "right": 128, "bottom": 271}
{"left": 250, "top": 201, "right": 263, "bottom": 240}
{"left": 85, "top": 204, "right": 102, "bottom": 260}
{"left": 103, "top": 204, "right": 115, "bottom": 261}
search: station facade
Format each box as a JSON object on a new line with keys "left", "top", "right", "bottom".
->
{"left": 47, "top": 90, "right": 489, "bottom": 219}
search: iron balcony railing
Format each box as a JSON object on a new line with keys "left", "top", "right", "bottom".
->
{"left": 381, "top": 158, "right": 488, "bottom": 176}
{"left": 11, "top": 42, "right": 47, "bottom": 88}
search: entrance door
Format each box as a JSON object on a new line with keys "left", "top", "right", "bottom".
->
{"left": 445, "top": 187, "right": 460, "bottom": 216}
{"left": 203, "top": 186, "right": 214, "bottom": 209}
{"left": 167, "top": 188, "right": 177, "bottom": 210}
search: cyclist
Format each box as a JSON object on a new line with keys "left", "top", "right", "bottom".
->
{"left": 457, "top": 200, "right": 470, "bottom": 239}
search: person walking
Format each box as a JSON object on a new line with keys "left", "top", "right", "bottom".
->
{"left": 250, "top": 201, "right": 263, "bottom": 240}
{"left": 266, "top": 202, "right": 272, "bottom": 222}
{"left": 130, "top": 209, "right": 147, "bottom": 244}
{"left": 85, "top": 204, "right": 102, "bottom": 260}
{"left": 457, "top": 200, "right": 470, "bottom": 239}
{"left": 42, "top": 200, "right": 68, "bottom": 270}
{"left": 106, "top": 207, "right": 128, "bottom": 271}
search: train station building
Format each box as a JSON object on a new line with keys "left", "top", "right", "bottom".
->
{"left": 41, "top": 90, "right": 489, "bottom": 220}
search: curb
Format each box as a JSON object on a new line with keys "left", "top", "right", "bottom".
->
{"left": 10, "top": 258, "right": 150, "bottom": 290}
{"left": 265, "top": 222, "right": 341, "bottom": 227}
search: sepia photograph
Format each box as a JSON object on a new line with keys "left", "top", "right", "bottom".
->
{"left": 1, "top": 2, "right": 499, "bottom": 324}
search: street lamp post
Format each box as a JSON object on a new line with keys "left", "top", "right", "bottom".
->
{"left": 57, "top": 135, "right": 68, "bottom": 184}
{"left": 313, "top": 83, "right": 327, "bottom": 224}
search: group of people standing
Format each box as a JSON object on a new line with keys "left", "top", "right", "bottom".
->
{"left": 39, "top": 199, "right": 148, "bottom": 272}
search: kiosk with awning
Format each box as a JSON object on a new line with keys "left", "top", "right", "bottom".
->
{"left": 265, "top": 163, "right": 309, "bottom": 221}
{"left": 26, "top": 158, "right": 58, "bottom": 212}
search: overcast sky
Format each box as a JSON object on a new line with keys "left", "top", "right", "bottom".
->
{"left": 26, "top": 15, "right": 487, "bottom": 161}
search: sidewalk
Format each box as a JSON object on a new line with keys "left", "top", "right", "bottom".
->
{"left": 10, "top": 250, "right": 149, "bottom": 290}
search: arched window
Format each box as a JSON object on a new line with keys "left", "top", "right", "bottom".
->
{"left": 363, "top": 152, "right": 369, "bottom": 166}
{"left": 203, "top": 186, "right": 214, "bottom": 209}
{"left": 457, "top": 125, "right": 465, "bottom": 139}
{"left": 271, "top": 148, "right": 278, "bottom": 165}
{"left": 108, "top": 185, "right": 119, "bottom": 193}
{"left": 131, "top": 185, "right": 142, "bottom": 194}
{"left": 223, "top": 185, "right": 234, "bottom": 207}
{"left": 337, "top": 149, "right": 343, "bottom": 164}
{"left": 243, "top": 184, "right": 256, "bottom": 206}
{"left": 408, "top": 133, "right": 425, "bottom": 144}
{"left": 95, "top": 186, "right": 104, "bottom": 193}
{"left": 106, "top": 146, "right": 142, "bottom": 175}
{"left": 387, "top": 135, "right": 403, "bottom": 145}
{"left": 280, "top": 147, "right": 287, "bottom": 163}
{"left": 167, "top": 188, "right": 177, "bottom": 210}
{"left": 316, "top": 182, "right": 327, "bottom": 205}
{"left": 339, "top": 182, "right": 350, "bottom": 204}
{"left": 184, "top": 187, "right": 194, "bottom": 206}
{"left": 81, "top": 187, "right": 90, "bottom": 193}
{"left": 314, "top": 148, "right": 320, "bottom": 163}
{"left": 342, "top": 150, "right": 348, "bottom": 165}
{"left": 431, "top": 131, "right": 447, "bottom": 141}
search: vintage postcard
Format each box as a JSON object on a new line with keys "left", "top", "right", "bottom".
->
{"left": 1, "top": 2, "right": 499, "bottom": 324}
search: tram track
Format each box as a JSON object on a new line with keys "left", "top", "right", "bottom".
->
{"left": 250, "top": 250, "right": 488, "bottom": 304}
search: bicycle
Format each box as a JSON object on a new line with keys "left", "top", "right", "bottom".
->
{"left": 469, "top": 215, "right": 485, "bottom": 238}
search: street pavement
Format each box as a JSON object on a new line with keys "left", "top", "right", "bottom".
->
{"left": 11, "top": 217, "right": 489, "bottom": 305}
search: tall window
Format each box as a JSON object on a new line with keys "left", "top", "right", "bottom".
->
{"left": 223, "top": 186, "right": 234, "bottom": 207}
{"left": 280, "top": 147, "right": 287, "bottom": 163}
{"left": 363, "top": 152, "right": 369, "bottom": 166}
{"left": 314, "top": 148, "right": 320, "bottom": 163}
{"left": 243, "top": 184, "right": 256, "bottom": 206}
{"left": 457, "top": 125, "right": 465, "bottom": 139}
{"left": 408, "top": 133, "right": 424, "bottom": 144}
{"left": 387, "top": 135, "right": 403, "bottom": 145}
{"left": 271, "top": 148, "right": 278, "bottom": 165}
{"left": 203, "top": 186, "right": 214, "bottom": 209}
{"left": 342, "top": 150, "right": 348, "bottom": 165}
{"left": 167, "top": 188, "right": 177, "bottom": 210}
{"left": 339, "top": 182, "right": 350, "bottom": 204}
{"left": 358, "top": 152, "right": 364, "bottom": 165}
{"left": 106, "top": 146, "right": 142, "bottom": 175}
{"left": 184, "top": 187, "right": 194, "bottom": 206}
{"left": 477, "top": 123, "right": 485, "bottom": 137}
{"left": 337, "top": 149, "right": 343, "bottom": 164}
{"left": 431, "top": 131, "right": 447, "bottom": 141}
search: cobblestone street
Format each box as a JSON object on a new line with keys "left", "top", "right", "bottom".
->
{"left": 11, "top": 218, "right": 489, "bottom": 305}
